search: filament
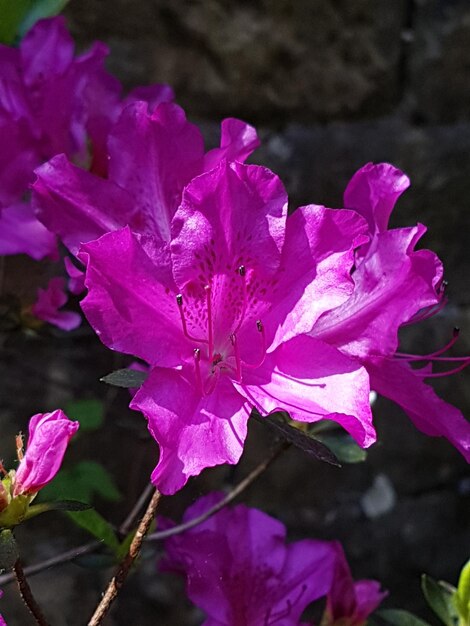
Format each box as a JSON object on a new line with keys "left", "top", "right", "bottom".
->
{"left": 242, "top": 320, "right": 267, "bottom": 370}
{"left": 176, "top": 294, "right": 208, "bottom": 344}
{"left": 205, "top": 285, "right": 214, "bottom": 360}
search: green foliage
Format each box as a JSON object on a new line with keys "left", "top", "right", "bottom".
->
{"left": 455, "top": 560, "right": 470, "bottom": 625}
{"left": 421, "top": 574, "right": 459, "bottom": 626}
{"left": 0, "top": 0, "right": 69, "bottom": 44}
{"left": 25, "top": 500, "right": 91, "bottom": 521}
{"left": 65, "top": 398, "right": 105, "bottom": 432}
{"left": 67, "top": 509, "right": 120, "bottom": 553}
{"left": 314, "top": 432, "right": 367, "bottom": 464}
{"left": 101, "top": 368, "right": 148, "bottom": 389}
{"left": 18, "top": 0, "right": 70, "bottom": 37}
{"left": 40, "top": 461, "right": 122, "bottom": 504}
{"left": 0, "top": 495, "right": 30, "bottom": 529}
{"left": 379, "top": 609, "right": 432, "bottom": 626}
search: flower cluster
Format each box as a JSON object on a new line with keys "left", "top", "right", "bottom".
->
{"left": 161, "top": 493, "right": 386, "bottom": 626}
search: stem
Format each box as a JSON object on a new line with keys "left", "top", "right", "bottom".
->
{"left": 87, "top": 488, "right": 162, "bottom": 626}
{"left": 13, "top": 559, "right": 50, "bottom": 626}
{"left": 119, "top": 483, "right": 154, "bottom": 537}
{"left": 148, "top": 442, "right": 288, "bottom": 542}
{"left": 0, "top": 443, "right": 288, "bottom": 587}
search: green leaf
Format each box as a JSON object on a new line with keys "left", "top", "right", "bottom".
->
{"left": 65, "top": 399, "right": 104, "bottom": 432}
{"left": 18, "top": 0, "right": 70, "bottom": 37}
{"left": 455, "top": 559, "right": 470, "bottom": 624}
{"left": 379, "top": 609, "right": 432, "bottom": 626}
{"left": 40, "top": 461, "right": 122, "bottom": 504}
{"left": 25, "top": 500, "right": 91, "bottom": 521}
{"left": 0, "top": 0, "right": 34, "bottom": 43}
{"left": 421, "top": 574, "right": 458, "bottom": 626}
{"left": 67, "top": 509, "right": 119, "bottom": 553}
{"left": 250, "top": 410, "right": 340, "bottom": 467}
{"left": 101, "top": 368, "right": 148, "bottom": 389}
{"left": 314, "top": 432, "right": 367, "bottom": 463}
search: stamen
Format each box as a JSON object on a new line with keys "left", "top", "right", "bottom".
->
{"left": 205, "top": 285, "right": 214, "bottom": 360}
{"left": 230, "top": 333, "right": 242, "bottom": 382}
{"left": 242, "top": 320, "right": 267, "bottom": 370}
{"left": 231, "top": 265, "right": 249, "bottom": 335}
{"left": 193, "top": 348, "right": 204, "bottom": 396}
{"left": 417, "top": 358, "right": 470, "bottom": 379}
{"left": 396, "top": 327, "right": 461, "bottom": 361}
{"left": 176, "top": 294, "right": 208, "bottom": 344}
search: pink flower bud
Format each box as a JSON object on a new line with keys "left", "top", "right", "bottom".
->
{"left": 13, "top": 410, "right": 79, "bottom": 496}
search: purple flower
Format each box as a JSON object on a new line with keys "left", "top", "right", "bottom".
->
{"left": 161, "top": 493, "right": 338, "bottom": 625}
{"left": 13, "top": 410, "right": 79, "bottom": 496}
{"left": 323, "top": 543, "right": 386, "bottom": 626}
{"left": 0, "top": 16, "right": 173, "bottom": 260}
{"left": 311, "top": 163, "right": 470, "bottom": 460}
{"left": 0, "top": 590, "right": 5, "bottom": 626}
{"left": 31, "top": 277, "right": 81, "bottom": 331}
{"left": 78, "top": 160, "right": 375, "bottom": 494}
{"left": 33, "top": 101, "right": 259, "bottom": 259}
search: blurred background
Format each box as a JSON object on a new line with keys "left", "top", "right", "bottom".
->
{"left": 1, "top": 0, "right": 470, "bottom": 623}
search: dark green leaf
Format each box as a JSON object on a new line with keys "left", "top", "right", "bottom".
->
{"left": 421, "top": 574, "right": 458, "bottom": 626}
{"left": 251, "top": 410, "right": 340, "bottom": 467}
{"left": 65, "top": 399, "right": 104, "bottom": 432}
{"left": 0, "top": 0, "right": 34, "bottom": 44}
{"left": 67, "top": 509, "right": 119, "bottom": 553}
{"left": 18, "top": 0, "right": 70, "bottom": 37}
{"left": 101, "top": 368, "right": 148, "bottom": 389}
{"left": 40, "top": 461, "right": 121, "bottom": 504}
{"left": 314, "top": 432, "right": 367, "bottom": 463}
{"left": 379, "top": 609, "right": 432, "bottom": 626}
{"left": 24, "top": 500, "right": 91, "bottom": 520}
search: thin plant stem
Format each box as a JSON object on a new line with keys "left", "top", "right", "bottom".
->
{"left": 87, "top": 488, "right": 162, "bottom": 626}
{"left": 119, "top": 482, "right": 154, "bottom": 537}
{"left": 148, "top": 441, "right": 289, "bottom": 542}
{"left": 13, "top": 558, "right": 50, "bottom": 626}
{"left": 0, "top": 443, "right": 288, "bottom": 587}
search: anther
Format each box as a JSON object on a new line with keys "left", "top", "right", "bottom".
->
{"left": 242, "top": 320, "right": 267, "bottom": 370}
{"left": 193, "top": 348, "right": 204, "bottom": 396}
{"left": 176, "top": 293, "right": 183, "bottom": 307}
{"left": 238, "top": 265, "right": 246, "bottom": 277}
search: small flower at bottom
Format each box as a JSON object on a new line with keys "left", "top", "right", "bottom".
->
{"left": 161, "top": 494, "right": 385, "bottom": 626}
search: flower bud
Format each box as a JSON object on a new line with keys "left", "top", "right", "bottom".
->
{"left": 13, "top": 410, "right": 79, "bottom": 496}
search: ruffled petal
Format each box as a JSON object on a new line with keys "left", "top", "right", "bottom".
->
{"left": 236, "top": 335, "right": 375, "bottom": 448}
{"left": 33, "top": 154, "right": 136, "bottom": 255}
{"left": 79, "top": 227, "right": 184, "bottom": 367}
{"left": 131, "top": 368, "right": 249, "bottom": 495}
{"left": 32, "top": 277, "right": 81, "bottom": 331}
{"left": 366, "top": 357, "right": 470, "bottom": 461}
{"left": 107, "top": 101, "right": 205, "bottom": 241}
{"left": 344, "top": 162, "right": 410, "bottom": 236}
{"left": 203, "top": 118, "right": 260, "bottom": 171}
{"left": 313, "top": 226, "right": 443, "bottom": 358}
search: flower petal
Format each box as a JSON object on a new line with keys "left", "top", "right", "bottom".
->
{"left": 0, "top": 202, "right": 56, "bottom": 260}
{"left": 203, "top": 118, "right": 260, "bottom": 171}
{"left": 237, "top": 335, "right": 376, "bottom": 448}
{"left": 366, "top": 357, "right": 470, "bottom": 461}
{"left": 79, "top": 227, "right": 184, "bottom": 367}
{"left": 33, "top": 154, "right": 136, "bottom": 255}
{"left": 32, "top": 277, "right": 81, "bottom": 331}
{"left": 344, "top": 162, "right": 410, "bottom": 236}
{"left": 313, "top": 226, "right": 443, "bottom": 358}
{"left": 131, "top": 368, "right": 249, "bottom": 495}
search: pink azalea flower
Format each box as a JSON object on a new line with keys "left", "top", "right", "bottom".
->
{"left": 13, "top": 410, "right": 79, "bottom": 496}
{"left": 161, "top": 493, "right": 339, "bottom": 626}
{"left": 323, "top": 542, "right": 386, "bottom": 626}
{"left": 78, "top": 161, "right": 375, "bottom": 494}
{"left": 0, "top": 16, "right": 173, "bottom": 260}
{"left": 311, "top": 163, "right": 470, "bottom": 460}
{"left": 32, "top": 101, "right": 260, "bottom": 260}
{"left": 31, "top": 277, "right": 81, "bottom": 331}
